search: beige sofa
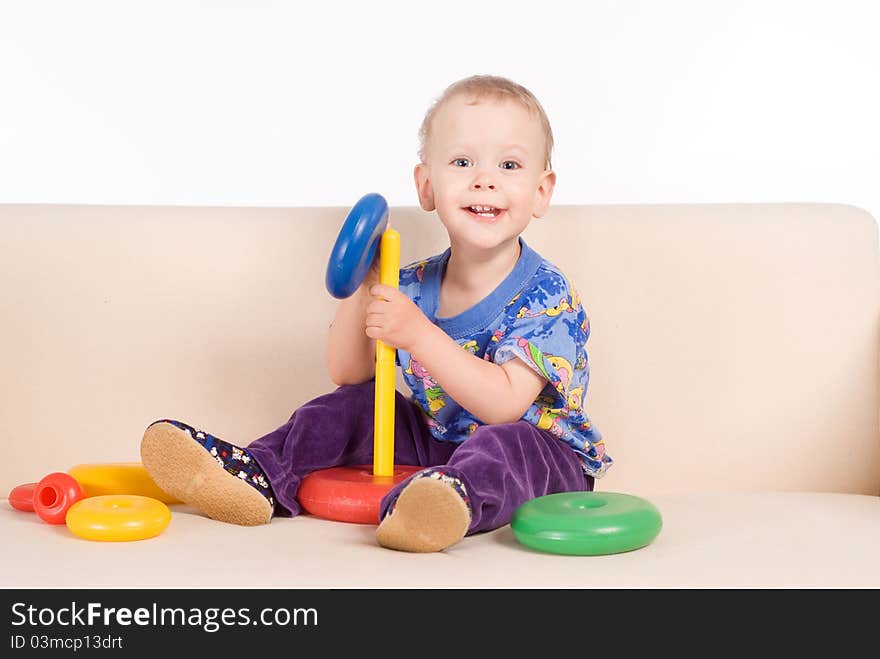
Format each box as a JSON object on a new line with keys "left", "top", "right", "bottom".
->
{"left": 1, "top": 202, "right": 878, "bottom": 588}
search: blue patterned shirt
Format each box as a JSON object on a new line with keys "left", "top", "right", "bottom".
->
{"left": 395, "top": 237, "right": 612, "bottom": 478}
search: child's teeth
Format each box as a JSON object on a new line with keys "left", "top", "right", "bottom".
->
{"left": 470, "top": 206, "right": 500, "bottom": 217}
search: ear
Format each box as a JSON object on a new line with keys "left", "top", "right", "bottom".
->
{"left": 532, "top": 169, "right": 557, "bottom": 219}
{"left": 413, "top": 163, "right": 436, "bottom": 212}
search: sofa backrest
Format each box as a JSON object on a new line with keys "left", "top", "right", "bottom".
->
{"left": 2, "top": 203, "right": 878, "bottom": 497}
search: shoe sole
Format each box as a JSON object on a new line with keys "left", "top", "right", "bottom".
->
{"left": 140, "top": 422, "right": 272, "bottom": 526}
{"left": 375, "top": 477, "right": 470, "bottom": 552}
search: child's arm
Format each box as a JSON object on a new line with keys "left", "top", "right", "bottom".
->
{"left": 325, "top": 283, "right": 376, "bottom": 386}
{"left": 411, "top": 325, "right": 547, "bottom": 424}
{"left": 366, "top": 285, "right": 547, "bottom": 424}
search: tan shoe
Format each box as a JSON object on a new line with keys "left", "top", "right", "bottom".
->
{"left": 140, "top": 420, "right": 272, "bottom": 526}
{"left": 376, "top": 477, "right": 471, "bottom": 552}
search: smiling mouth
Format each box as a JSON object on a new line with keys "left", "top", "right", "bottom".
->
{"left": 464, "top": 206, "right": 506, "bottom": 222}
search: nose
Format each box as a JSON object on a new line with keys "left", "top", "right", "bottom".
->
{"left": 470, "top": 167, "right": 496, "bottom": 191}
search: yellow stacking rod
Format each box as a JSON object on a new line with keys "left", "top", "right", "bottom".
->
{"left": 374, "top": 228, "right": 400, "bottom": 477}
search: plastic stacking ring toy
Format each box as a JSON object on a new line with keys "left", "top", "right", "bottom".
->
{"left": 8, "top": 482, "right": 39, "bottom": 512}
{"left": 308, "top": 204, "right": 410, "bottom": 524}
{"left": 67, "top": 462, "right": 180, "bottom": 504}
{"left": 298, "top": 464, "right": 422, "bottom": 525}
{"left": 325, "top": 192, "right": 389, "bottom": 299}
{"left": 32, "top": 472, "right": 86, "bottom": 525}
{"left": 66, "top": 495, "right": 171, "bottom": 542}
{"left": 511, "top": 491, "right": 663, "bottom": 556}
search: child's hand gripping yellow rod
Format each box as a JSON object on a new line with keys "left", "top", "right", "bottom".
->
{"left": 374, "top": 228, "right": 400, "bottom": 477}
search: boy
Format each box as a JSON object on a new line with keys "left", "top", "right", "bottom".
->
{"left": 141, "top": 74, "right": 612, "bottom": 553}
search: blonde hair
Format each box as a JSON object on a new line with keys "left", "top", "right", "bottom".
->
{"left": 418, "top": 74, "right": 554, "bottom": 171}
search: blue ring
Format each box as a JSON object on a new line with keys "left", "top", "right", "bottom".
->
{"left": 325, "top": 193, "right": 389, "bottom": 299}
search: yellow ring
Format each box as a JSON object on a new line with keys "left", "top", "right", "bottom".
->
{"left": 66, "top": 495, "right": 171, "bottom": 542}
{"left": 67, "top": 463, "right": 180, "bottom": 504}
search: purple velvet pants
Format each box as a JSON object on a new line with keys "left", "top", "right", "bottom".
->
{"left": 246, "top": 380, "right": 593, "bottom": 535}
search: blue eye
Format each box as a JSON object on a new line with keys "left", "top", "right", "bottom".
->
{"left": 452, "top": 158, "right": 520, "bottom": 169}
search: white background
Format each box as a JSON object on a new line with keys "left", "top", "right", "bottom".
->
{"left": 1, "top": 0, "right": 878, "bottom": 224}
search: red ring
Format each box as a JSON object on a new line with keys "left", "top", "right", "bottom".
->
{"left": 298, "top": 465, "right": 422, "bottom": 525}
{"left": 8, "top": 482, "right": 39, "bottom": 512}
{"left": 32, "top": 472, "right": 86, "bottom": 524}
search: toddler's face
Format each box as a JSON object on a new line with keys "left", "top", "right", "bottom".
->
{"left": 414, "top": 94, "right": 555, "bottom": 254}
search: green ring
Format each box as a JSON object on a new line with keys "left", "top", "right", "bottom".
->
{"left": 511, "top": 492, "right": 663, "bottom": 556}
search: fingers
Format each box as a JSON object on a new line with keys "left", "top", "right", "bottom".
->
{"left": 369, "top": 284, "right": 397, "bottom": 299}
{"left": 365, "top": 297, "right": 388, "bottom": 323}
{"left": 365, "top": 295, "right": 394, "bottom": 316}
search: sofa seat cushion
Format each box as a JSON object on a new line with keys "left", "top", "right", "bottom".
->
{"left": 3, "top": 491, "right": 878, "bottom": 588}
